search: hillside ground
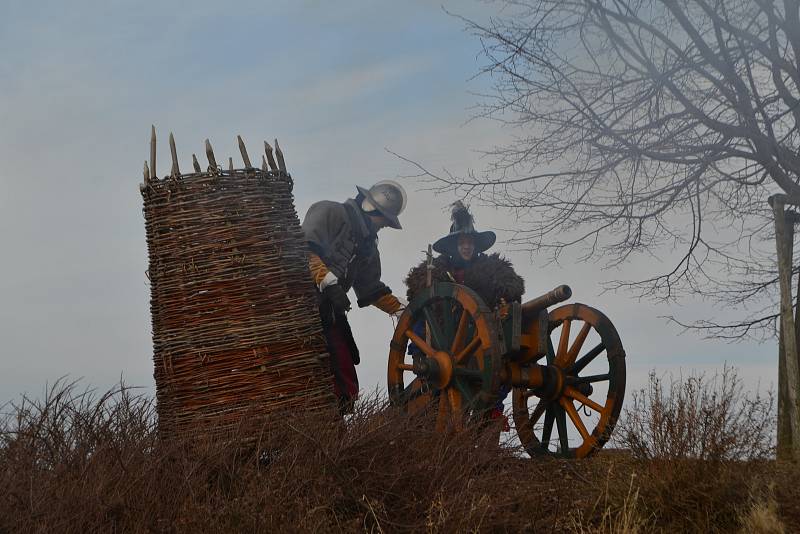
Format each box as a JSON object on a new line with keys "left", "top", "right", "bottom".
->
{"left": 0, "top": 373, "right": 796, "bottom": 533}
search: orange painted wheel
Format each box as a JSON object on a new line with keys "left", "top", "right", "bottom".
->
{"left": 512, "top": 303, "right": 626, "bottom": 458}
{"left": 388, "top": 282, "right": 502, "bottom": 432}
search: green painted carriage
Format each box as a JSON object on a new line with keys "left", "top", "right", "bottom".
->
{"left": 387, "top": 282, "right": 626, "bottom": 458}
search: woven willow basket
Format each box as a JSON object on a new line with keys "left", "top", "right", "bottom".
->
{"left": 140, "top": 133, "right": 335, "bottom": 440}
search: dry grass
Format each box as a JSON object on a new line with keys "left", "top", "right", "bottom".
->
{"left": 568, "top": 475, "right": 651, "bottom": 534}
{"left": 739, "top": 485, "right": 786, "bottom": 534}
{"left": 0, "top": 371, "right": 797, "bottom": 533}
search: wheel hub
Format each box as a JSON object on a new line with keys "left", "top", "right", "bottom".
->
{"left": 539, "top": 364, "right": 565, "bottom": 401}
{"left": 415, "top": 351, "right": 454, "bottom": 389}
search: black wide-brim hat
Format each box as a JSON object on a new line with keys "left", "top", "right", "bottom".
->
{"left": 433, "top": 229, "right": 496, "bottom": 257}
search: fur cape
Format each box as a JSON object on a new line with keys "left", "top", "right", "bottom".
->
{"left": 404, "top": 253, "right": 525, "bottom": 307}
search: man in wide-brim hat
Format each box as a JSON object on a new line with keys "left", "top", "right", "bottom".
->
{"left": 404, "top": 201, "right": 524, "bottom": 428}
{"left": 302, "top": 180, "right": 407, "bottom": 414}
{"left": 406, "top": 201, "right": 524, "bottom": 306}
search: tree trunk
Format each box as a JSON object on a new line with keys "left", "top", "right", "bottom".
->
{"left": 773, "top": 199, "right": 800, "bottom": 460}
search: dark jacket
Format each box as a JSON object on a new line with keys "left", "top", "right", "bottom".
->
{"left": 405, "top": 253, "right": 525, "bottom": 307}
{"left": 302, "top": 198, "right": 392, "bottom": 308}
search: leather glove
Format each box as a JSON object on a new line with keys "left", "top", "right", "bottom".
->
{"left": 323, "top": 284, "right": 351, "bottom": 313}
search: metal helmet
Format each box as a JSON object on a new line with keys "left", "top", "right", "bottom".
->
{"left": 356, "top": 180, "right": 407, "bottom": 229}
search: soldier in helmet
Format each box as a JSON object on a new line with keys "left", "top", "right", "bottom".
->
{"left": 302, "top": 181, "right": 407, "bottom": 414}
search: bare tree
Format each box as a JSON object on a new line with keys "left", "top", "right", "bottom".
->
{"left": 403, "top": 0, "right": 800, "bottom": 456}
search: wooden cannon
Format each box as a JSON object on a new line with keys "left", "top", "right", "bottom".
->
{"left": 387, "top": 283, "right": 626, "bottom": 458}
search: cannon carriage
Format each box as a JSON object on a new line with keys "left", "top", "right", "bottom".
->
{"left": 387, "top": 282, "right": 626, "bottom": 458}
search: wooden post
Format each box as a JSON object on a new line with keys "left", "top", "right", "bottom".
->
{"left": 274, "top": 139, "right": 286, "bottom": 172}
{"left": 772, "top": 196, "right": 800, "bottom": 460}
{"left": 169, "top": 132, "right": 180, "bottom": 178}
{"left": 425, "top": 244, "right": 433, "bottom": 347}
{"left": 264, "top": 141, "right": 278, "bottom": 171}
{"left": 150, "top": 125, "right": 157, "bottom": 179}
{"left": 205, "top": 139, "right": 217, "bottom": 171}
{"left": 778, "top": 214, "right": 794, "bottom": 458}
{"left": 237, "top": 135, "right": 252, "bottom": 169}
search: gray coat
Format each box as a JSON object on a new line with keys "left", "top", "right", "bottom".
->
{"left": 302, "top": 198, "right": 392, "bottom": 308}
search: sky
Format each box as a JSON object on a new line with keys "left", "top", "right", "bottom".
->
{"left": 0, "top": 0, "right": 778, "bottom": 406}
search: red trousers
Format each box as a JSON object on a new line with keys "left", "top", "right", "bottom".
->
{"left": 324, "top": 320, "right": 359, "bottom": 412}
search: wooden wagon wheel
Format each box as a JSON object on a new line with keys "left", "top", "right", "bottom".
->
{"left": 512, "top": 303, "right": 626, "bottom": 458}
{"left": 388, "top": 282, "right": 502, "bottom": 432}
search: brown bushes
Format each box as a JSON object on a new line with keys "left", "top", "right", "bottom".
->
{"left": 0, "top": 370, "right": 797, "bottom": 533}
{"left": 0, "top": 383, "right": 588, "bottom": 532}
{"left": 590, "top": 368, "right": 795, "bottom": 533}
{"left": 613, "top": 366, "right": 775, "bottom": 461}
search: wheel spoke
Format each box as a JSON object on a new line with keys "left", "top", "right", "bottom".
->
{"left": 530, "top": 398, "right": 547, "bottom": 421}
{"left": 555, "top": 404, "right": 570, "bottom": 453}
{"left": 556, "top": 319, "right": 572, "bottom": 362}
{"left": 405, "top": 391, "right": 432, "bottom": 416}
{"left": 406, "top": 329, "right": 436, "bottom": 358}
{"left": 569, "top": 342, "right": 606, "bottom": 375}
{"left": 442, "top": 303, "right": 456, "bottom": 348}
{"left": 560, "top": 398, "right": 590, "bottom": 441}
{"left": 397, "top": 363, "right": 415, "bottom": 372}
{"left": 454, "top": 337, "right": 481, "bottom": 364}
{"left": 563, "top": 322, "right": 592, "bottom": 367}
{"left": 423, "top": 307, "right": 445, "bottom": 350}
{"left": 564, "top": 386, "right": 604, "bottom": 413}
{"left": 572, "top": 373, "right": 610, "bottom": 385}
{"left": 541, "top": 404, "right": 555, "bottom": 450}
{"left": 450, "top": 311, "right": 470, "bottom": 354}
{"left": 403, "top": 378, "right": 428, "bottom": 402}
{"left": 546, "top": 338, "right": 556, "bottom": 365}
{"left": 452, "top": 376, "right": 475, "bottom": 406}
{"left": 447, "top": 388, "right": 463, "bottom": 432}
{"left": 453, "top": 368, "right": 483, "bottom": 381}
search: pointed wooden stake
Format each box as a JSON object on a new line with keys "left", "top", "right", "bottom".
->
{"left": 264, "top": 141, "right": 278, "bottom": 171}
{"left": 143, "top": 161, "right": 151, "bottom": 183}
{"left": 149, "top": 125, "right": 157, "bottom": 179}
{"left": 205, "top": 139, "right": 217, "bottom": 170}
{"left": 192, "top": 154, "right": 202, "bottom": 173}
{"left": 262, "top": 155, "right": 268, "bottom": 171}
{"left": 169, "top": 132, "right": 180, "bottom": 178}
{"left": 237, "top": 135, "right": 252, "bottom": 169}
{"left": 228, "top": 157, "right": 234, "bottom": 172}
{"left": 274, "top": 138, "right": 286, "bottom": 172}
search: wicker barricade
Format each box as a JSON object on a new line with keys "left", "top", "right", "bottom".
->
{"left": 140, "top": 132, "right": 335, "bottom": 440}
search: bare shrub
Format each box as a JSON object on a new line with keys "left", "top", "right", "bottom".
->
{"left": 613, "top": 366, "right": 775, "bottom": 461}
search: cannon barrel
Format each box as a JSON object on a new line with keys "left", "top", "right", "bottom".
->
{"left": 521, "top": 284, "right": 572, "bottom": 315}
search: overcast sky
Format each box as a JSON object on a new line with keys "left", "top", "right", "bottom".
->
{"left": 0, "top": 0, "right": 777, "bottom": 405}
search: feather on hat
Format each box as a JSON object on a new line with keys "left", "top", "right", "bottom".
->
{"left": 432, "top": 201, "right": 496, "bottom": 256}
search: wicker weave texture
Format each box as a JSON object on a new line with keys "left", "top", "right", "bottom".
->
{"left": 141, "top": 167, "right": 335, "bottom": 439}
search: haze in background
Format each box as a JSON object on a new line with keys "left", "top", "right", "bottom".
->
{"left": 0, "top": 0, "right": 774, "bottom": 403}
